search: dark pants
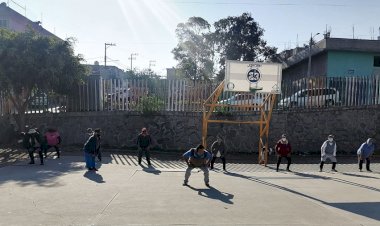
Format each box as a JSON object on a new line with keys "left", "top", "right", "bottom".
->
{"left": 138, "top": 147, "right": 151, "bottom": 165}
{"left": 44, "top": 145, "right": 60, "bottom": 158}
{"left": 359, "top": 157, "right": 371, "bottom": 171}
{"left": 28, "top": 147, "right": 44, "bottom": 164}
{"left": 277, "top": 156, "right": 291, "bottom": 170}
{"left": 320, "top": 162, "right": 336, "bottom": 170}
{"left": 210, "top": 156, "right": 226, "bottom": 170}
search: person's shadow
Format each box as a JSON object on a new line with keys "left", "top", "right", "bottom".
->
{"left": 186, "top": 185, "right": 234, "bottom": 204}
{"left": 83, "top": 171, "right": 105, "bottom": 183}
{"left": 141, "top": 165, "right": 161, "bottom": 175}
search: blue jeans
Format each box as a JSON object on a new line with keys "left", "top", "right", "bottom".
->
{"left": 84, "top": 151, "right": 95, "bottom": 169}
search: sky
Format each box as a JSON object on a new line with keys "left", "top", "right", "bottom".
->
{"left": 5, "top": 0, "right": 380, "bottom": 76}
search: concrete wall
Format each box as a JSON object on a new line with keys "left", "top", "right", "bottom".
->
{"left": 1, "top": 106, "right": 380, "bottom": 154}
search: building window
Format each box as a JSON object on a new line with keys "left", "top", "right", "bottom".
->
{"left": 0, "top": 19, "right": 8, "bottom": 28}
{"left": 374, "top": 56, "right": 380, "bottom": 67}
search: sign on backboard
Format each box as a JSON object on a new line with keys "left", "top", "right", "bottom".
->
{"left": 224, "top": 60, "right": 282, "bottom": 93}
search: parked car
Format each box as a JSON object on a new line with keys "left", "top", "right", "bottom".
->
{"left": 217, "top": 93, "right": 264, "bottom": 112}
{"left": 278, "top": 87, "right": 340, "bottom": 108}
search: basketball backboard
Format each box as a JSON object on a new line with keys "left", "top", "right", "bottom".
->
{"left": 224, "top": 60, "right": 282, "bottom": 93}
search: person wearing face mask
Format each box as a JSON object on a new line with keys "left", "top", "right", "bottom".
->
{"left": 357, "top": 138, "right": 375, "bottom": 172}
{"left": 182, "top": 144, "right": 212, "bottom": 187}
{"left": 210, "top": 136, "right": 227, "bottom": 171}
{"left": 275, "top": 134, "right": 292, "bottom": 172}
{"left": 83, "top": 128, "right": 101, "bottom": 171}
{"left": 320, "top": 134, "right": 337, "bottom": 172}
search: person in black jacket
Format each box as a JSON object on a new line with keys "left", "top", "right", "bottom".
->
{"left": 137, "top": 127, "right": 152, "bottom": 165}
{"left": 210, "top": 136, "right": 227, "bottom": 171}
{"left": 22, "top": 127, "right": 44, "bottom": 165}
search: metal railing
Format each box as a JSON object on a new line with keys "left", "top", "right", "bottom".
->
{"left": 1, "top": 75, "right": 380, "bottom": 115}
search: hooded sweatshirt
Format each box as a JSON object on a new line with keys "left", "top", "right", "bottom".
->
{"left": 357, "top": 139, "right": 375, "bottom": 158}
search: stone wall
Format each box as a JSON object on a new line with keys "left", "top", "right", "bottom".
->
{"left": 1, "top": 106, "right": 379, "bottom": 154}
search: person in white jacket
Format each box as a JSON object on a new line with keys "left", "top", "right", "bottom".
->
{"left": 320, "top": 134, "right": 337, "bottom": 172}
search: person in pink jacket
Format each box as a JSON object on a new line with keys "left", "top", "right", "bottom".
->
{"left": 44, "top": 128, "right": 61, "bottom": 158}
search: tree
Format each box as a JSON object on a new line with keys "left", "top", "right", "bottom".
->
{"left": 172, "top": 17, "right": 214, "bottom": 81}
{"left": 212, "top": 12, "right": 277, "bottom": 80}
{"left": 0, "top": 29, "right": 87, "bottom": 131}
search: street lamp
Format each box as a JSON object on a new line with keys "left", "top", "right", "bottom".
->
{"left": 129, "top": 53, "right": 138, "bottom": 71}
{"left": 307, "top": 33, "right": 320, "bottom": 77}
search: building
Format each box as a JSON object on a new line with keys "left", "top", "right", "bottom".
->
{"left": 277, "top": 37, "right": 380, "bottom": 81}
{"left": 0, "top": 2, "right": 58, "bottom": 38}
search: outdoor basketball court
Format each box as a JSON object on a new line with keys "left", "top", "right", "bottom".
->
{"left": 0, "top": 153, "right": 379, "bottom": 226}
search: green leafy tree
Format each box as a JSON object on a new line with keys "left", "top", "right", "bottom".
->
{"left": 213, "top": 12, "right": 277, "bottom": 80}
{"left": 172, "top": 17, "right": 214, "bottom": 81}
{"left": 0, "top": 29, "right": 87, "bottom": 131}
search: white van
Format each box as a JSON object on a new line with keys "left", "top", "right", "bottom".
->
{"left": 279, "top": 88, "right": 340, "bottom": 108}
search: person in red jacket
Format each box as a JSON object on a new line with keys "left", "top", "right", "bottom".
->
{"left": 275, "top": 134, "right": 292, "bottom": 172}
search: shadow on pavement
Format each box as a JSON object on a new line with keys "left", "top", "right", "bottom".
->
{"left": 83, "top": 170, "right": 105, "bottom": 183}
{"left": 186, "top": 184, "right": 234, "bottom": 204}
{"left": 141, "top": 165, "right": 161, "bottom": 175}
{"left": 224, "top": 171, "right": 380, "bottom": 221}
{"left": 0, "top": 158, "right": 84, "bottom": 187}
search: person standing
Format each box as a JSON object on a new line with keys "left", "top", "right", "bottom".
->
{"left": 320, "top": 134, "right": 337, "bottom": 172}
{"left": 23, "top": 127, "right": 44, "bottom": 165}
{"left": 137, "top": 127, "right": 152, "bottom": 165}
{"left": 44, "top": 128, "right": 61, "bottom": 158}
{"left": 182, "top": 144, "right": 212, "bottom": 187}
{"left": 210, "top": 136, "right": 227, "bottom": 171}
{"left": 275, "top": 134, "right": 292, "bottom": 172}
{"left": 357, "top": 138, "right": 375, "bottom": 172}
{"left": 83, "top": 128, "right": 101, "bottom": 171}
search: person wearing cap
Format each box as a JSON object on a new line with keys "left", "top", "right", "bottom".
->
{"left": 357, "top": 138, "right": 375, "bottom": 172}
{"left": 182, "top": 144, "right": 212, "bottom": 187}
{"left": 23, "top": 127, "right": 44, "bottom": 165}
{"left": 83, "top": 128, "right": 101, "bottom": 171}
{"left": 320, "top": 134, "right": 337, "bottom": 172}
{"left": 210, "top": 136, "right": 227, "bottom": 171}
{"left": 275, "top": 134, "right": 292, "bottom": 172}
{"left": 137, "top": 127, "right": 153, "bottom": 165}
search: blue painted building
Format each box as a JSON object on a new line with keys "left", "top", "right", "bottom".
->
{"left": 280, "top": 38, "right": 380, "bottom": 81}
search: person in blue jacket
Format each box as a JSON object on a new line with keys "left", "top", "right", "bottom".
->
{"left": 357, "top": 138, "right": 375, "bottom": 172}
{"left": 83, "top": 128, "right": 101, "bottom": 171}
{"left": 182, "top": 144, "right": 212, "bottom": 187}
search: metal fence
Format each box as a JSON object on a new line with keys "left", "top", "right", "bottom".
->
{"left": 279, "top": 76, "right": 380, "bottom": 109}
{"left": 1, "top": 75, "right": 380, "bottom": 116}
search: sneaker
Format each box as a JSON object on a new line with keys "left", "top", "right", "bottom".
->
{"left": 182, "top": 181, "right": 188, "bottom": 186}
{"left": 205, "top": 183, "right": 210, "bottom": 187}
{"left": 93, "top": 168, "right": 98, "bottom": 171}
{"left": 276, "top": 168, "right": 279, "bottom": 172}
{"left": 319, "top": 169, "right": 323, "bottom": 172}
{"left": 331, "top": 169, "right": 337, "bottom": 172}
{"left": 286, "top": 169, "right": 292, "bottom": 172}
{"left": 359, "top": 169, "right": 363, "bottom": 172}
{"left": 367, "top": 169, "right": 372, "bottom": 172}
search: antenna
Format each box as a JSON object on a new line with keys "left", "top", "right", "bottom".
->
{"left": 296, "top": 34, "right": 299, "bottom": 48}
{"left": 378, "top": 27, "right": 380, "bottom": 40}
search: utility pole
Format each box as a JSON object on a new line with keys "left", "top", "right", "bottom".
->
{"left": 307, "top": 33, "right": 320, "bottom": 77}
{"left": 149, "top": 60, "right": 156, "bottom": 70}
{"left": 104, "top": 43, "right": 116, "bottom": 67}
{"left": 129, "top": 53, "right": 138, "bottom": 71}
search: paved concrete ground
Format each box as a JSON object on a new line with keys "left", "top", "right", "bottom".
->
{"left": 0, "top": 148, "right": 379, "bottom": 226}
